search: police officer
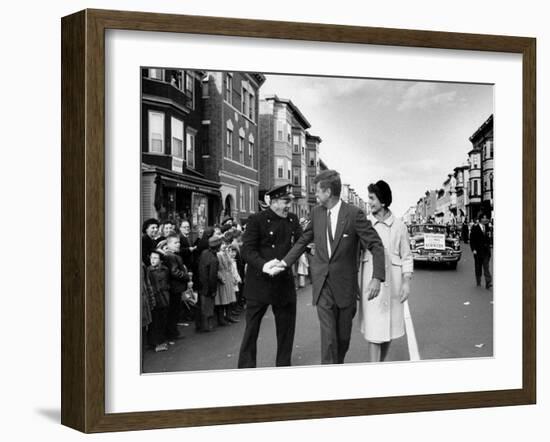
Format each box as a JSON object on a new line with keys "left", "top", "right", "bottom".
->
{"left": 237, "top": 184, "right": 303, "bottom": 368}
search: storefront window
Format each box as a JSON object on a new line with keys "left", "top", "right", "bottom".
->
{"left": 191, "top": 193, "right": 208, "bottom": 234}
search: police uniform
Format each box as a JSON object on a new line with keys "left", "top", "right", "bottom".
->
{"left": 237, "top": 184, "right": 303, "bottom": 368}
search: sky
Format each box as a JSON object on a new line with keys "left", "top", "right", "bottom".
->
{"left": 259, "top": 74, "right": 494, "bottom": 218}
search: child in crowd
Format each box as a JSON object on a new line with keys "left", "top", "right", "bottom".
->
{"left": 198, "top": 235, "right": 222, "bottom": 332}
{"left": 228, "top": 244, "right": 242, "bottom": 309}
{"left": 231, "top": 230, "right": 246, "bottom": 311}
{"left": 146, "top": 250, "right": 171, "bottom": 352}
{"left": 141, "top": 262, "right": 155, "bottom": 352}
{"left": 215, "top": 238, "right": 238, "bottom": 325}
{"left": 163, "top": 233, "right": 191, "bottom": 343}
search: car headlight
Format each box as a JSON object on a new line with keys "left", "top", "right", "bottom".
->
{"left": 410, "top": 239, "right": 416, "bottom": 247}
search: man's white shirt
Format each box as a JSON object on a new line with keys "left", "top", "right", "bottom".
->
{"left": 326, "top": 199, "right": 342, "bottom": 258}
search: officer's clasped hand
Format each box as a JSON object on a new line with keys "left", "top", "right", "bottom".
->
{"left": 262, "top": 259, "right": 287, "bottom": 277}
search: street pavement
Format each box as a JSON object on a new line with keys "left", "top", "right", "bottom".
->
{"left": 142, "top": 243, "right": 493, "bottom": 373}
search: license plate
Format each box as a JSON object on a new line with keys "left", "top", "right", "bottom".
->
{"left": 429, "top": 254, "right": 441, "bottom": 262}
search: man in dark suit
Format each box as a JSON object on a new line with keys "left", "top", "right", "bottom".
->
{"left": 276, "top": 170, "right": 385, "bottom": 364}
{"left": 469, "top": 211, "right": 493, "bottom": 289}
{"left": 237, "top": 184, "right": 303, "bottom": 368}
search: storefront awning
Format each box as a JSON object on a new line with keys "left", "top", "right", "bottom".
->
{"left": 159, "top": 175, "right": 221, "bottom": 197}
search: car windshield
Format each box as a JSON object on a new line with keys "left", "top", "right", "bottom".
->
{"left": 411, "top": 225, "right": 447, "bottom": 235}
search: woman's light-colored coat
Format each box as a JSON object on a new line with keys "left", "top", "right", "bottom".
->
{"left": 359, "top": 212, "right": 413, "bottom": 343}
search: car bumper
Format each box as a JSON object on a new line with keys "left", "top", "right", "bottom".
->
{"left": 412, "top": 252, "right": 461, "bottom": 263}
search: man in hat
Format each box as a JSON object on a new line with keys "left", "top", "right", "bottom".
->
{"left": 222, "top": 215, "right": 234, "bottom": 227}
{"left": 237, "top": 183, "right": 303, "bottom": 368}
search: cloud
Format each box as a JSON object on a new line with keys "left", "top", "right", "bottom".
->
{"left": 397, "top": 83, "right": 458, "bottom": 112}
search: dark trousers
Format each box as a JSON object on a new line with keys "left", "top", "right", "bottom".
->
{"left": 316, "top": 283, "right": 357, "bottom": 364}
{"left": 237, "top": 300, "right": 296, "bottom": 368}
{"left": 474, "top": 252, "right": 492, "bottom": 287}
{"left": 148, "top": 307, "right": 169, "bottom": 346}
{"left": 166, "top": 292, "right": 181, "bottom": 339}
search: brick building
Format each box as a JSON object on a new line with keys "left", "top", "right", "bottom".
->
{"left": 259, "top": 95, "right": 311, "bottom": 218}
{"left": 141, "top": 68, "right": 222, "bottom": 233}
{"left": 469, "top": 114, "right": 494, "bottom": 219}
{"left": 202, "top": 71, "right": 266, "bottom": 223}
{"left": 305, "top": 132, "right": 322, "bottom": 213}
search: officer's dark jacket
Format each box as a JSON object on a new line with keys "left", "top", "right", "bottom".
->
{"left": 241, "top": 208, "right": 303, "bottom": 305}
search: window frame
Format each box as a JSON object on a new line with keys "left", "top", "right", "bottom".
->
{"left": 170, "top": 116, "right": 184, "bottom": 159}
{"left": 186, "top": 128, "right": 197, "bottom": 169}
{"left": 148, "top": 110, "right": 165, "bottom": 154}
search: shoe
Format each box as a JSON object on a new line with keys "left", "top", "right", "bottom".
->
{"left": 226, "top": 317, "right": 240, "bottom": 324}
{"left": 486, "top": 284, "right": 493, "bottom": 290}
{"left": 167, "top": 340, "right": 176, "bottom": 345}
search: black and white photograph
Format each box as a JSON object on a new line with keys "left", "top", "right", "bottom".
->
{"left": 140, "top": 68, "right": 494, "bottom": 373}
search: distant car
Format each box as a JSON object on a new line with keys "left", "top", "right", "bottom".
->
{"left": 409, "top": 224, "right": 461, "bottom": 269}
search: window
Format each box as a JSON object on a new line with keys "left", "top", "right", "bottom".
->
{"left": 249, "top": 187, "right": 254, "bottom": 212}
{"left": 302, "top": 169, "right": 307, "bottom": 189}
{"left": 240, "top": 183, "right": 245, "bottom": 211}
{"left": 277, "top": 121, "right": 284, "bottom": 141}
{"left": 148, "top": 111, "right": 164, "bottom": 153}
{"left": 202, "top": 75, "right": 209, "bottom": 98}
{"left": 287, "top": 160, "right": 291, "bottom": 180}
{"left": 225, "top": 73, "right": 233, "bottom": 104}
{"left": 170, "top": 117, "right": 184, "bottom": 159}
{"left": 226, "top": 129, "right": 233, "bottom": 158}
{"left": 293, "top": 167, "right": 300, "bottom": 186}
{"left": 277, "top": 158, "right": 284, "bottom": 178}
{"left": 248, "top": 93, "right": 255, "bottom": 121}
{"left": 241, "top": 87, "right": 249, "bottom": 115}
{"left": 148, "top": 68, "right": 163, "bottom": 80}
{"left": 170, "top": 70, "right": 184, "bottom": 90}
{"left": 293, "top": 135, "right": 300, "bottom": 153}
{"left": 473, "top": 180, "right": 479, "bottom": 196}
{"left": 185, "top": 72, "right": 195, "bottom": 109}
{"left": 186, "top": 130, "right": 196, "bottom": 169}
{"left": 310, "top": 177, "right": 315, "bottom": 193}
{"left": 248, "top": 141, "right": 254, "bottom": 167}
{"left": 239, "top": 136, "right": 245, "bottom": 163}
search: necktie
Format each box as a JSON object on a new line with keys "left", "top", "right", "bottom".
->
{"left": 327, "top": 210, "right": 334, "bottom": 249}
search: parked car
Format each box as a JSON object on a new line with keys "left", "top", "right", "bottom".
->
{"left": 409, "top": 224, "right": 461, "bottom": 269}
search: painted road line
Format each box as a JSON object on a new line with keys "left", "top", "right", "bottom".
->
{"left": 404, "top": 300, "right": 420, "bottom": 361}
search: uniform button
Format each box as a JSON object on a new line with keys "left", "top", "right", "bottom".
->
{"left": 270, "top": 231, "right": 273, "bottom": 235}
{"left": 272, "top": 245, "right": 275, "bottom": 248}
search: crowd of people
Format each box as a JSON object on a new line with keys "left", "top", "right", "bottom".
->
{"left": 141, "top": 216, "right": 248, "bottom": 353}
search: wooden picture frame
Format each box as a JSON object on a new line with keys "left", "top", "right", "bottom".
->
{"left": 61, "top": 9, "right": 536, "bottom": 433}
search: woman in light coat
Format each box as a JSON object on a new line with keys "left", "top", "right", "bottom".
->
{"left": 359, "top": 180, "right": 413, "bottom": 362}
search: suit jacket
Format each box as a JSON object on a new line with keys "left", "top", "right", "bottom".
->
{"left": 470, "top": 224, "right": 492, "bottom": 257}
{"left": 241, "top": 208, "right": 302, "bottom": 305}
{"left": 283, "top": 201, "right": 385, "bottom": 308}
